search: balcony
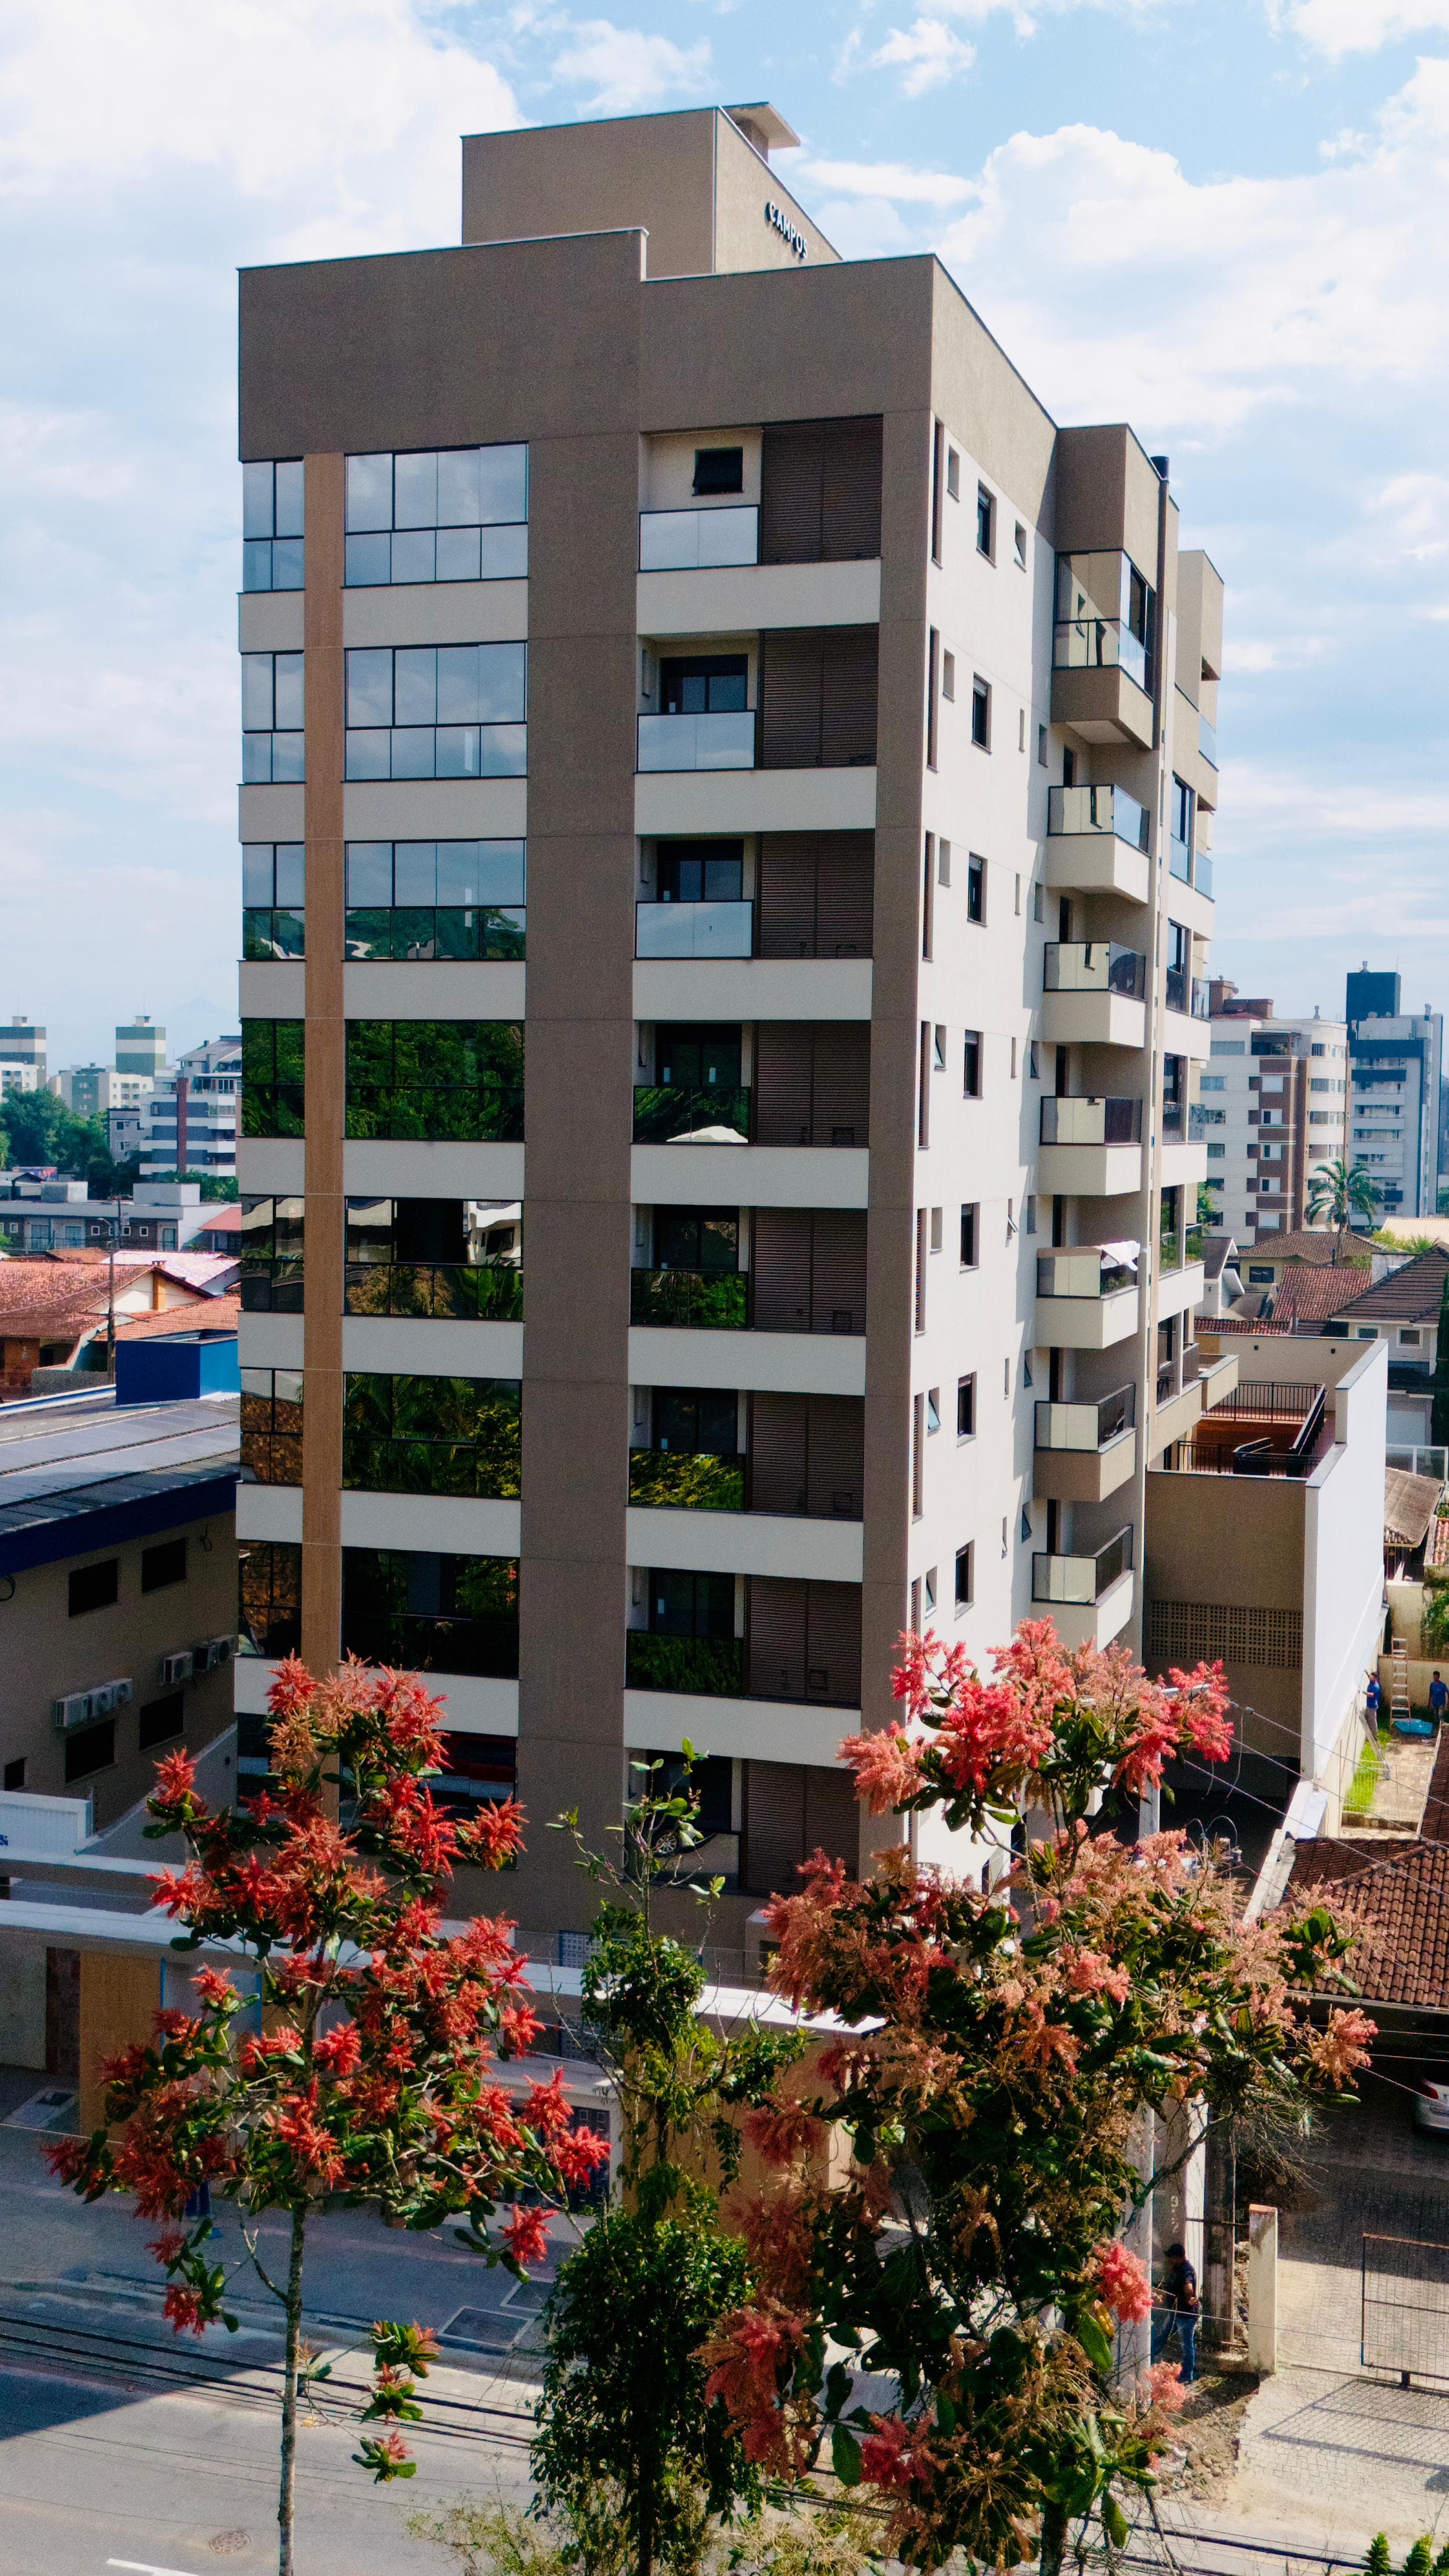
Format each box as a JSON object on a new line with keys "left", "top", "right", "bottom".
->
{"left": 636, "top": 899, "right": 753, "bottom": 960}
{"left": 626, "top": 1631, "right": 746, "bottom": 1696}
{"left": 1033, "top": 1386, "right": 1136, "bottom": 1504}
{"left": 637, "top": 711, "right": 755, "bottom": 773}
{"left": 343, "top": 1262, "right": 523, "bottom": 1322}
{"left": 628, "top": 1450, "right": 745, "bottom": 1512}
{"left": 1198, "top": 711, "right": 1218, "bottom": 768}
{"left": 1044, "top": 783, "right": 1151, "bottom": 903}
{"left": 1164, "top": 968, "right": 1209, "bottom": 1020}
{"left": 1037, "top": 1095, "right": 1144, "bottom": 1196}
{"left": 632, "top": 1085, "right": 751, "bottom": 1145}
{"left": 1033, "top": 1243, "right": 1141, "bottom": 1349}
{"left": 639, "top": 507, "right": 758, "bottom": 571}
{"left": 1185, "top": 1381, "right": 1331, "bottom": 1480}
{"left": 1032, "top": 1528, "right": 1134, "bottom": 1645}
{"left": 630, "top": 1268, "right": 749, "bottom": 1329}
{"left": 1050, "top": 622, "right": 1153, "bottom": 749}
{"left": 1042, "top": 941, "right": 1147, "bottom": 1049}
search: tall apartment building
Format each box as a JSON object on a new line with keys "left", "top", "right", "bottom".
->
{"left": 50, "top": 1064, "right": 157, "bottom": 1120}
{"left": 1345, "top": 968, "right": 1443, "bottom": 1221}
{"left": 1199, "top": 985, "right": 1348, "bottom": 1241}
{"left": 0, "top": 1019, "right": 46, "bottom": 1086}
{"left": 116, "top": 1015, "right": 168, "bottom": 1080}
{"left": 233, "top": 103, "right": 1221, "bottom": 1939}
{"left": 140, "top": 1035, "right": 242, "bottom": 1181}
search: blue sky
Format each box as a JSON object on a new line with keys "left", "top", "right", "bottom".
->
{"left": 1, "top": 0, "right": 1447, "bottom": 1068}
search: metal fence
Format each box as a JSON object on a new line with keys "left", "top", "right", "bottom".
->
{"left": 1362, "top": 2232, "right": 1449, "bottom": 2382}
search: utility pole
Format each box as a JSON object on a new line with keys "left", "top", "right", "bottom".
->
{"left": 105, "top": 1192, "right": 122, "bottom": 1379}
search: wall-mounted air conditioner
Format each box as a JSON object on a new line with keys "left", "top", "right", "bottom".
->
{"left": 51, "top": 1678, "right": 133, "bottom": 1731}
{"left": 160, "top": 1650, "right": 195, "bottom": 1687}
{"left": 191, "top": 1637, "right": 236, "bottom": 1674}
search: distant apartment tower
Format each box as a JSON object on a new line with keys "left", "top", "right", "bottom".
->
{"left": 1345, "top": 969, "right": 1443, "bottom": 1221}
{"left": 51, "top": 1065, "right": 157, "bottom": 1120}
{"left": 0, "top": 1019, "right": 46, "bottom": 1084}
{"left": 115, "top": 1014, "right": 167, "bottom": 1079}
{"left": 233, "top": 102, "right": 1222, "bottom": 1939}
{"left": 140, "top": 1035, "right": 241, "bottom": 1180}
{"left": 1200, "top": 984, "right": 1348, "bottom": 1240}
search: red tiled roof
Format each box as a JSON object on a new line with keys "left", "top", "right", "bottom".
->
{"left": 1321, "top": 1248, "right": 1449, "bottom": 1326}
{"left": 1275, "top": 1266, "right": 1373, "bottom": 1328}
{"left": 1287, "top": 1835, "right": 1449, "bottom": 2011}
{"left": 1247, "top": 1229, "right": 1377, "bottom": 1266}
{"left": 113, "top": 1296, "right": 241, "bottom": 1341}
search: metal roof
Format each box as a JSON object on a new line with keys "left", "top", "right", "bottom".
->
{"left": 0, "top": 1388, "right": 238, "bottom": 1573}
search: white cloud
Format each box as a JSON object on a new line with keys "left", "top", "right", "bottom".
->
{"left": 1371, "top": 471, "right": 1449, "bottom": 560}
{"left": 794, "top": 156, "right": 975, "bottom": 206}
{"left": 869, "top": 19, "right": 978, "bottom": 94}
{"left": 550, "top": 20, "right": 710, "bottom": 111}
{"left": 1270, "top": 0, "right": 1449, "bottom": 57}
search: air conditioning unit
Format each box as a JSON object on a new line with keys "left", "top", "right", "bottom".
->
{"left": 53, "top": 1690, "right": 94, "bottom": 1732}
{"left": 191, "top": 1636, "right": 236, "bottom": 1674}
{"left": 160, "top": 1650, "right": 194, "bottom": 1687}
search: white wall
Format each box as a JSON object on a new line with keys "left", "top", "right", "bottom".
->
{"left": 1302, "top": 1341, "right": 1387, "bottom": 1777}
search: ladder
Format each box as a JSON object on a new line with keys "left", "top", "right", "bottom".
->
{"left": 1391, "top": 1638, "right": 1412, "bottom": 1728}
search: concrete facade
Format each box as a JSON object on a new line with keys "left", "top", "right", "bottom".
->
{"left": 1201, "top": 990, "right": 1349, "bottom": 1242}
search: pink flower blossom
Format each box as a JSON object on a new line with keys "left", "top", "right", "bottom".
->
{"left": 842, "top": 1723, "right": 923, "bottom": 1816}
{"left": 500, "top": 2204, "right": 551, "bottom": 2268}
{"left": 1090, "top": 2241, "right": 1152, "bottom": 2323}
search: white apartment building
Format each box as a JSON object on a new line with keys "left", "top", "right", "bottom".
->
{"left": 139, "top": 1036, "right": 241, "bottom": 1181}
{"left": 1345, "top": 969, "right": 1443, "bottom": 1222}
{"left": 1198, "top": 988, "right": 1349, "bottom": 1242}
{"left": 50, "top": 1066, "right": 157, "bottom": 1119}
{"left": 0, "top": 1019, "right": 46, "bottom": 1084}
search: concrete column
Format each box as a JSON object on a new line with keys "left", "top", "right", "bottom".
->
{"left": 1247, "top": 2202, "right": 1277, "bottom": 2374}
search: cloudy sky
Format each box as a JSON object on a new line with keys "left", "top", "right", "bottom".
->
{"left": 1, "top": 0, "right": 1446, "bottom": 1069}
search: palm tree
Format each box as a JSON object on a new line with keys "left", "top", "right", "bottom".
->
{"left": 1306, "top": 1156, "right": 1378, "bottom": 1261}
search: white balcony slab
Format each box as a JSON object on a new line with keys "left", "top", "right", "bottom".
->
{"left": 237, "top": 1484, "right": 302, "bottom": 1543}
{"left": 238, "top": 1139, "right": 305, "bottom": 1194}
{"left": 624, "top": 1688, "right": 861, "bottom": 1768}
{"left": 1039, "top": 992, "right": 1146, "bottom": 1050}
{"left": 240, "top": 961, "right": 305, "bottom": 1019}
{"left": 1155, "top": 1261, "right": 1206, "bottom": 1325}
{"left": 342, "top": 1316, "right": 524, "bottom": 1378}
{"left": 343, "top": 581, "right": 528, "bottom": 649}
{"left": 238, "top": 593, "right": 305, "bottom": 653}
{"left": 633, "top": 959, "right": 871, "bottom": 1022}
{"left": 1035, "top": 1142, "right": 1144, "bottom": 1197}
{"left": 339, "top": 1492, "right": 521, "bottom": 1556}
{"left": 1031, "top": 1286, "right": 1140, "bottom": 1350}
{"left": 629, "top": 1326, "right": 866, "bottom": 1396}
{"left": 637, "top": 559, "right": 881, "bottom": 637}
{"left": 1148, "top": 1379, "right": 1206, "bottom": 1461}
{"left": 344, "top": 778, "right": 527, "bottom": 839}
{"left": 234, "top": 1655, "right": 280, "bottom": 1714}
{"left": 342, "top": 1141, "right": 524, "bottom": 1198}
{"left": 1048, "top": 1569, "right": 1134, "bottom": 1651}
{"left": 240, "top": 1313, "right": 305, "bottom": 1370}
{"left": 1043, "top": 834, "right": 1149, "bottom": 905}
{"left": 632, "top": 1144, "right": 868, "bottom": 1209}
{"left": 1166, "top": 877, "right": 1216, "bottom": 936}
{"left": 1159, "top": 1139, "right": 1208, "bottom": 1188}
{"left": 237, "top": 1653, "right": 521, "bottom": 1733}
{"left": 343, "top": 962, "right": 526, "bottom": 1019}
{"left": 1164, "top": 1007, "right": 1212, "bottom": 1062}
{"left": 240, "top": 784, "right": 305, "bottom": 842}
{"left": 635, "top": 767, "right": 876, "bottom": 838}
{"left": 626, "top": 1506, "right": 863, "bottom": 1582}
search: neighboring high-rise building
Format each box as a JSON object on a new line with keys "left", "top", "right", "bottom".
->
{"left": 115, "top": 1014, "right": 167, "bottom": 1079}
{"left": 233, "top": 102, "right": 1223, "bottom": 1941}
{"left": 1198, "top": 985, "right": 1348, "bottom": 1241}
{"left": 0, "top": 1019, "right": 46, "bottom": 1084}
{"left": 1345, "top": 968, "right": 1443, "bottom": 1221}
{"left": 139, "top": 1035, "right": 241, "bottom": 1180}
{"left": 50, "top": 1065, "right": 157, "bottom": 1120}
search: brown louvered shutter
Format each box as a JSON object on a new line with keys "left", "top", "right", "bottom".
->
{"left": 820, "top": 627, "right": 879, "bottom": 768}
{"left": 803, "top": 1764, "right": 861, "bottom": 1869}
{"left": 746, "top": 1577, "right": 808, "bottom": 1704}
{"left": 809, "top": 1022, "right": 870, "bottom": 1147}
{"left": 821, "top": 417, "right": 883, "bottom": 560}
{"left": 756, "top": 832, "right": 819, "bottom": 958}
{"left": 747, "top": 1392, "right": 809, "bottom": 1517}
{"left": 754, "top": 1022, "right": 816, "bottom": 1146}
{"left": 816, "top": 833, "right": 874, "bottom": 956}
{"left": 809, "top": 1209, "right": 868, "bottom": 1333}
{"left": 805, "top": 1581, "right": 862, "bottom": 1705}
{"left": 760, "top": 421, "right": 825, "bottom": 564}
{"left": 741, "top": 1760, "right": 809, "bottom": 1898}
{"left": 805, "top": 1395, "right": 865, "bottom": 1520}
{"left": 759, "top": 630, "right": 824, "bottom": 769}
{"left": 751, "top": 1207, "right": 813, "bottom": 1329}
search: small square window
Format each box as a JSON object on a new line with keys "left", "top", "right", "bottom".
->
{"left": 976, "top": 485, "right": 994, "bottom": 559}
{"left": 956, "top": 1375, "right": 975, "bottom": 1437}
{"left": 141, "top": 1538, "right": 188, "bottom": 1593}
{"left": 933, "top": 1025, "right": 946, "bottom": 1072}
{"left": 3, "top": 1757, "right": 25, "bottom": 1791}
{"left": 946, "top": 448, "right": 961, "bottom": 501}
{"left": 1014, "top": 521, "right": 1027, "bottom": 569}
{"left": 963, "top": 1030, "right": 981, "bottom": 1098}
{"left": 929, "top": 1206, "right": 943, "bottom": 1251}
{"left": 139, "top": 1693, "right": 185, "bottom": 1751}
{"left": 971, "top": 677, "right": 991, "bottom": 749}
{"left": 694, "top": 446, "right": 743, "bottom": 495}
{"left": 959, "top": 1203, "right": 978, "bottom": 1266}
{"left": 938, "top": 838, "right": 951, "bottom": 885}
{"left": 955, "top": 1542, "right": 974, "bottom": 1608}
{"left": 926, "top": 1390, "right": 941, "bottom": 1433}
{"left": 923, "top": 1567, "right": 937, "bottom": 1613}
{"left": 941, "top": 650, "right": 955, "bottom": 702}
{"left": 69, "top": 1560, "right": 119, "bottom": 1617}
{"left": 64, "top": 1719, "right": 116, "bottom": 1783}
{"left": 967, "top": 855, "right": 985, "bottom": 923}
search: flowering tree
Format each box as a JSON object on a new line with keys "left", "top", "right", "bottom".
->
{"left": 701, "top": 1624, "right": 1374, "bottom": 2574}
{"left": 49, "top": 1658, "right": 609, "bottom": 2576}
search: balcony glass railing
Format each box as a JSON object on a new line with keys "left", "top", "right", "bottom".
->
{"left": 1162, "top": 1099, "right": 1185, "bottom": 1141}
{"left": 637, "top": 711, "right": 755, "bottom": 773}
{"left": 630, "top": 1268, "right": 749, "bottom": 1329}
{"left": 1191, "top": 978, "right": 1210, "bottom": 1019}
{"left": 1165, "top": 967, "right": 1190, "bottom": 1015}
{"left": 1169, "top": 834, "right": 1192, "bottom": 884}
{"left": 638, "top": 506, "right": 759, "bottom": 572}
{"left": 1046, "top": 783, "right": 1150, "bottom": 851}
{"left": 1052, "top": 617, "right": 1149, "bottom": 691}
{"left": 243, "top": 909, "right": 306, "bottom": 962}
{"left": 625, "top": 1631, "right": 746, "bottom": 1697}
{"left": 1039, "top": 1097, "right": 1142, "bottom": 1147}
{"left": 1036, "top": 1243, "right": 1139, "bottom": 1300}
{"left": 345, "top": 907, "right": 524, "bottom": 962}
{"left": 1034, "top": 1385, "right": 1135, "bottom": 1453}
{"left": 343, "top": 1263, "right": 523, "bottom": 1321}
{"left": 1198, "top": 711, "right": 1218, "bottom": 767}
{"left": 1193, "top": 849, "right": 1214, "bottom": 899}
{"left": 1044, "top": 941, "right": 1146, "bottom": 999}
{"left": 1032, "top": 1526, "right": 1133, "bottom": 1607}
{"left": 243, "top": 731, "right": 305, "bottom": 785}
{"left": 627, "top": 1450, "right": 744, "bottom": 1512}
{"left": 632, "top": 1085, "right": 751, "bottom": 1144}
{"left": 345, "top": 724, "right": 526, "bottom": 781}
{"left": 635, "top": 900, "right": 753, "bottom": 960}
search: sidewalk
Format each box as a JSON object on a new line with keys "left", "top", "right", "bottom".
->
{"left": 1232, "top": 2365, "right": 1449, "bottom": 2550}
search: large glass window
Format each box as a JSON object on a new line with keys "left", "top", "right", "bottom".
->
{"left": 342, "top": 1373, "right": 521, "bottom": 1498}
{"left": 344, "top": 446, "right": 528, "bottom": 588}
{"left": 341, "top": 1549, "right": 518, "bottom": 1677}
{"left": 344, "top": 1195, "right": 523, "bottom": 1320}
{"left": 625, "top": 1568, "right": 742, "bottom": 1695}
{"left": 238, "top": 1541, "right": 302, "bottom": 1659}
{"left": 344, "top": 645, "right": 526, "bottom": 780}
{"left": 345, "top": 1021, "right": 523, "bottom": 1142}
{"left": 242, "top": 459, "right": 305, "bottom": 592}
{"left": 241, "top": 1196, "right": 305, "bottom": 1312}
{"left": 242, "top": 652, "right": 305, "bottom": 783}
{"left": 241, "top": 1020, "right": 305, "bottom": 1136}
{"left": 344, "top": 840, "right": 524, "bottom": 961}
{"left": 240, "top": 1369, "right": 304, "bottom": 1484}
{"left": 243, "top": 843, "right": 306, "bottom": 960}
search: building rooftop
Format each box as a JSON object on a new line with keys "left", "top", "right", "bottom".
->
{"left": 1384, "top": 1468, "right": 1444, "bottom": 1549}
{"left": 1321, "top": 1247, "right": 1449, "bottom": 1327}
{"left": 1200, "top": 1232, "right": 1240, "bottom": 1284}
{"left": 1274, "top": 1266, "right": 1375, "bottom": 1329}
{"left": 1245, "top": 1229, "right": 1377, "bottom": 1268}
{"left": 1287, "top": 1836, "right": 1449, "bottom": 2012}
{"left": 0, "top": 1385, "right": 237, "bottom": 1577}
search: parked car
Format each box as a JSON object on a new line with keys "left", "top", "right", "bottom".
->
{"left": 1414, "top": 2077, "right": 1449, "bottom": 2133}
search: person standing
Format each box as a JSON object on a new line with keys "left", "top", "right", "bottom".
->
{"left": 1429, "top": 1670, "right": 1448, "bottom": 1726}
{"left": 1365, "top": 1672, "right": 1383, "bottom": 1726}
{"left": 1151, "top": 2240, "right": 1199, "bottom": 2384}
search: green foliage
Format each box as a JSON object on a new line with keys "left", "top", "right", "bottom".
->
{"left": 1342, "top": 1734, "right": 1385, "bottom": 1817}
{"left": 1421, "top": 1584, "right": 1449, "bottom": 1658}
{"left": 0, "top": 1086, "right": 136, "bottom": 1194}
{"left": 1400, "top": 2540, "right": 1433, "bottom": 2576}
{"left": 409, "top": 2498, "right": 882, "bottom": 2576}
{"left": 1307, "top": 1157, "right": 1378, "bottom": 1242}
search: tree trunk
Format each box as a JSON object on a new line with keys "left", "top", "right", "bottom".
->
{"left": 278, "top": 2204, "right": 307, "bottom": 2576}
{"left": 1038, "top": 2497, "right": 1068, "bottom": 2576}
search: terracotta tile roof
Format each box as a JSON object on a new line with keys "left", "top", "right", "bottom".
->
{"left": 1321, "top": 1248, "right": 1449, "bottom": 1326}
{"left": 1275, "top": 1266, "right": 1375, "bottom": 1327}
{"left": 1287, "top": 1835, "right": 1449, "bottom": 2009}
{"left": 1248, "top": 1229, "right": 1377, "bottom": 1266}
{"left": 1201, "top": 1315, "right": 1292, "bottom": 1336}
{"left": 113, "top": 1296, "right": 241, "bottom": 1341}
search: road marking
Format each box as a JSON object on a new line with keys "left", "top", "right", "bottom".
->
{"left": 107, "top": 2560, "right": 204, "bottom": 2575}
